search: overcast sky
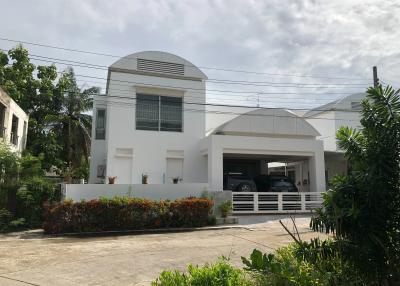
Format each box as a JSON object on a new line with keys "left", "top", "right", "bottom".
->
{"left": 1, "top": 0, "right": 399, "bottom": 109}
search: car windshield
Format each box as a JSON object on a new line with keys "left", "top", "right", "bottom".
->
{"left": 271, "top": 179, "right": 293, "bottom": 187}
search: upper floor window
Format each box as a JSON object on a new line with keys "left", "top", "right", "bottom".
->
{"left": 10, "top": 114, "right": 19, "bottom": 146}
{"left": 95, "top": 109, "right": 106, "bottom": 139}
{"left": 136, "top": 94, "right": 183, "bottom": 132}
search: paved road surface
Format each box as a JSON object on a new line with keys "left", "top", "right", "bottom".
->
{"left": 0, "top": 215, "right": 326, "bottom": 286}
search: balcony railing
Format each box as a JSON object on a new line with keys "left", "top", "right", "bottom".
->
{"left": 10, "top": 132, "right": 18, "bottom": 146}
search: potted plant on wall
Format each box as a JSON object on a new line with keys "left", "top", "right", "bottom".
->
{"left": 172, "top": 177, "right": 182, "bottom": 184}
{"left": 62, "top": 166, "right": 73, "bottom": 184}
{"left": 219, "top": 201, "right": 233, "bottom": 218}
{"left": 108, "top": 176, "right": 117, "bottom": 184}
{"left": 142, "top": 173, "right": 148, "bottom": 184}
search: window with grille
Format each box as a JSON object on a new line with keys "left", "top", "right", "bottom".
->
{"left": 95, "top": 109, "right": 106, "bottom": 139}
{"left": 136, "top": 94, "right": 182, "bottom": 132}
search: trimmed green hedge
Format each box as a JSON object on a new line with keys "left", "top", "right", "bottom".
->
{"left": 43, "top": 197, "right": 214, "bottom": 234}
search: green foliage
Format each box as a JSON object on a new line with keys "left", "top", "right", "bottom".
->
{"left": 242, "top": 243, "right": 358, "bottom": 286}
{"left": 152, "top": 258, "right": 251, "bottom": 286}
{"left": 43, "top": 197, "right": 214, "bottom": 234}
{"left": 8, "top": 217, "right": 26, "bottom": 229}
{"left": 0, "top": 143, "right": 19, "bottom": 186}
{"left": 218, "top": 201, "right": 232, "bottom": 217}
{"left": 0, "top": 208, "right": 13, "bottom": 232}
{"left": 16, "top": 177, "right": 58, "bottom": 227}
{"left": 0, "top": 142, "right": 58, "bottom": 229}
{"left": 311, "top": 86, "right": 400, "bottom": 284}
{"left": 0, "top": 45, "right": 62, "bottom": 170}
{"left": 47, "top": 67, "right": 98, "bottom": 173}
{"left": 71, "top": 161, "right": 89, "bottom": 180}
{"left": 0, "top": 45, "right": 99, "bottom": 173}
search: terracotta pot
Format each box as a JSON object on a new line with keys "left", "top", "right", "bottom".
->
{"left": 63, "top": 176, "right": 72, "bottom": 184}
{"left": 108, "top": 176, "right": 117, "bottom": 184}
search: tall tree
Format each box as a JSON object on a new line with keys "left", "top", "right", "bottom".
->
{"left": 47, "top": 67, "right": 98, "bottom": 172}
{"left": 0, "top": 45, "right": 98, "bottom": 174}
{"left": 311, "top": 86, "right": 400, "bottom": 285}
{"left": 0, "top": 45, "right": 62, "bottom": 169}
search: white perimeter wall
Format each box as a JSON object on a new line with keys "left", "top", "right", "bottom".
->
{"left": 65, "top": 183, "right": 209, "bottom": 201}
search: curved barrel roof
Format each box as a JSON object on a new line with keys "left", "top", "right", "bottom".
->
{"left": 211, "top": 108, "right": 320, "bottom": 137}
{"left": 110, "top": 51, "right": 207, "bottom": 80}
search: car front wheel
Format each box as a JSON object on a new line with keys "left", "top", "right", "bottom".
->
{"left": 236, "top": 183, "right": 252, "bottom": 192}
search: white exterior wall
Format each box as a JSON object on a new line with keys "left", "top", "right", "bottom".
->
{"left": 334, "top": 110, "right": 362, "bottom": 134}
{"left": 306, "top": 111, "right": 337, "bottom": 151}
{"left": 89, "top": 96, "right": 107, "bottom": 183}
{"left": 92, "top": 71, "right": 207, "bottom": 184}
{"left": 306, "top": 110, "right": 362, "bottom": 152}
{"left": 0, "top": 88, "right": 29, "bottom": 154}
{"left": 65, "top": 183, "right": 209, "bottom": 201}
{"left": 325, "top": 157, "right": 347, "bottom": 180}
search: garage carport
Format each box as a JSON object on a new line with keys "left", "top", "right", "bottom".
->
{"left": 201, "top": 108, "right": 326, "bottom": 213}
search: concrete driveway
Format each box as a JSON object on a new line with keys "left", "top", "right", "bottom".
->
{"left": 0, "top": 215, "right": 326, "bottom": 286}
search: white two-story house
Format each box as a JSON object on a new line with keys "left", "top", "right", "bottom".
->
{"left": 89, "top": 51, "right": 333, "bottom": 194}
{"left": 0, "top": 87, "right": 29, "bottom": 153}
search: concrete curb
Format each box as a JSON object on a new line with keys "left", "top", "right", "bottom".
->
{"left": 56, "top": 224, "right": 246, "bottom": 237}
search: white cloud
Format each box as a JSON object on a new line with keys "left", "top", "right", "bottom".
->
{"left": 0, "top": 0, "right": 399, "bottom": 108}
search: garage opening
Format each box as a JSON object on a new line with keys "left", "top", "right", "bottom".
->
{"left": 223, "top": 154, "right": 310, "bottom": 193}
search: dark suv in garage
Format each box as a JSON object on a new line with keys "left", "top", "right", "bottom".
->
{"left": 223, "top": 173, "right": 298, "bottom": 192}
{"left": 253, "top": 175, "right": 298, "bottom": 192}
{"left": 223, "top": 172, "right": 257, "bottom": 192}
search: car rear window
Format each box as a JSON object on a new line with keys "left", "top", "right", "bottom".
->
{"left": 271, "top": 179, "right": 293, "bottom": 187}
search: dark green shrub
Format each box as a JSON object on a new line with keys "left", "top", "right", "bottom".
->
{"left": 43, "top": 197, "right": 213, "bottom": 234}
{"left": 242, "top": 241, "right": 364, "bottom": 286}
{"left": 152, "top": 258, "right": 251, "bottom": 286}
{"left": 170, "top": 198, "right": 214, "bottom": 227}
{"left": 16, "top": 177, "right": 58, "bottom": 227}
{"left": 0, "top": 208, "right": 13, "bottom": 232}
{"left": 311, "top": 86, "right": 400, "bottom": 284}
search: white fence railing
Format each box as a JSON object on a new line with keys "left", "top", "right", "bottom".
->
{"left": 232, "top": 192, "right": 323, "bottom": 214}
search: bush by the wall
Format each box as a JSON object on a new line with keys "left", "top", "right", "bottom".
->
{"left": 43, "top": 197, "right": 213, "bottom": 234}
{"left": 16, "top": 177, "right": 60, "bottom": 227}
{"left": 0, "top": 208, "right": 13, "bottom": 232}
{"left": 152, "top": 258, "right": 251, "bottom": 286}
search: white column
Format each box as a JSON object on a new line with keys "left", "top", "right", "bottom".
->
{"left": 208, "top": 136, "right": 223, "bottom": 192}
{"left": 309, "top": 148, "right": 326, "bottom": 192}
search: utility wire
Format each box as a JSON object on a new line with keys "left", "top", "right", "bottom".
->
{"left": 55, "top": 71, "right": 361, "bottom": 96}
{"left": 74, "top": 78, "right": 340, "bottom": 103}
{"left": 21, "top": 52, "right": 370, "bottom": 87}
{"left": 0, "top": 36, "right": 370, "bottom": 80}
{"left": 22, "top": 55, "right": 368, "bottom": 94}
{"left": 86, "top": 84, "right": 342, "bottom": 103}
{"left": 65, "top": 90, "right": 363, "bottom": 116}
{"left": 92, "top": 97, "right": 362, "bottom": 122}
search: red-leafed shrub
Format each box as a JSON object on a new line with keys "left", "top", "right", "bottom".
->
{"left": 43, "top": 197, "right": 213, "bottom": 234}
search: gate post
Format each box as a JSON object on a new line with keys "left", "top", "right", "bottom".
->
{"left": 278, "top": 193, "right": 283, "bottom": 212}
{"left": 254, "top": 193, "right": 258, "bottom": 212}
{"left": 301, "top": 193, "right": 306, "bottom": 211}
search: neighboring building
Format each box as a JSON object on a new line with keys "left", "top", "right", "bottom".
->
{"left": 89, "top": 51, "right": 328, "bottom": 193}
{"left": 304, "top": 93, "right": 365, "bottom": 185}
{"left": 0, "top": 87, "right": 29, "bottom": 153}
